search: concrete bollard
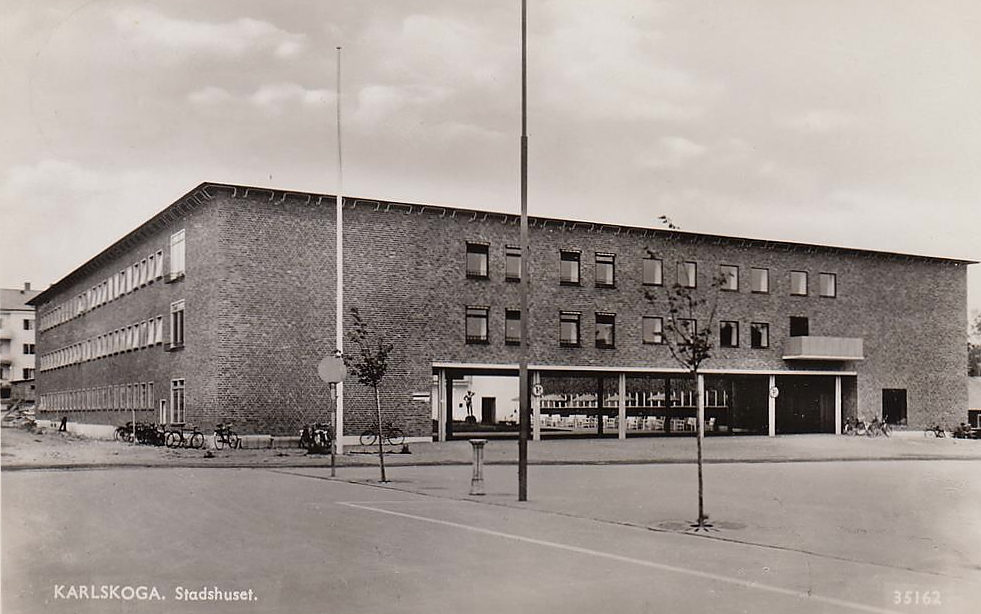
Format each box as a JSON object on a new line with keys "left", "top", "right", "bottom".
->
{"left": 469, "top": 439, "right": 488, "bottom": 496}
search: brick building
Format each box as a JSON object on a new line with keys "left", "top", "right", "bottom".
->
{"left": 30, "top": 182, "right": 974, "bottom": 441}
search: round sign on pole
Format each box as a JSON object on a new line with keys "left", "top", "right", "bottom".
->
{"left": 532, "top": 384, "right": 544, "bottom": 397}
{"left": 769, "top": 386, "right": 780, "bottom": 399}
{"left": 318, "top": 355, "right": 348, "bottom": 384}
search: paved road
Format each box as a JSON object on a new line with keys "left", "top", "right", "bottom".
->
{"left": 3, "top": 462, "right": 979, "bottom": 613}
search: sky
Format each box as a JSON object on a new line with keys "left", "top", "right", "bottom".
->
{"left": 1, "top": 0, "right": 979, "bottom": 326}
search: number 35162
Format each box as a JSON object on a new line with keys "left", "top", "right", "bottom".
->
{"left": 894, "top": 590, "right": 941, "bottom": 606}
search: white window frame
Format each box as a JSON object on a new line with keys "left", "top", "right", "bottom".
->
{"left": 170, "top": 230, "right": 186, "bottom": 278}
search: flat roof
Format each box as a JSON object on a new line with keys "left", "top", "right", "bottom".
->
{"left": 28, "top": 181, "right": 978, "bottom": 306}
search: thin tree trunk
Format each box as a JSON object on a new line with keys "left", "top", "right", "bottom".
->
{"left": 375, "top": 386, "right": 387, "bottom": 482}
{"left": 695, "top": 370, "right": 705, "bottom": 527}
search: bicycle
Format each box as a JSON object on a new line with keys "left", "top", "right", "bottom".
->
{"left": 843, "top": 417, "right": 868, "bottom": 436}
{"left": 114, "top": 422, "right": 134, "bottom": 443}
{"left": 165, "top": 423, "right": 205, "bottom": 449}
{"left": 924, "top": 424, "right": 946, "bottom": 438}
{"left": 213, "top": 422, "right": 241, "bottom": 450}
{"left": 300, "top": 422, "right": 333, "bottom": 453}
{"left": 865, "top": 417, "right": 891, "bottom": 438}
{"left": 360, "top": 420, "right": 405, "bottom": 447}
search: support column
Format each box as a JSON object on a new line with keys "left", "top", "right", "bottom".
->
{"left": 596, "top": 376, "right": 604, "bottom": 436}
{"left": 768, "top": 375, "right": 776, "bottom": 437}
{"left": 445, "top": 373, "right": 455, "bottom": 440}
{"left": 532, "top": 371, "right": 542, "bottom": 441}
{"left": 435, "top": 370, "right": 447, "bottom": 442}
{"left": 618, "top": 373, "right": 627, "bottom": 440}
{"left": 835, "top": 375, "right": 842, "bottom": 435}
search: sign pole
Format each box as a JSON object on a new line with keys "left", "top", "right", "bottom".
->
{"left": 335, "top": 46, "right": 345, "bottom": 454}
{"left": 330, "top": 383, "right": 337, "bottom": 477}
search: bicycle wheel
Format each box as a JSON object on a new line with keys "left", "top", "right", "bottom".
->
{"left": 386, "top": 427, "right": 405, "bottom": 446}
{"left": 882, "top": 424, "right": 892, "bottom": 437}
{"left": 229, "top": 432, "right": 240, "bottom": 450}
{"left": 190, "top": 432, "right": 205, "bottom": 449}
{"left": 165, "top": 431, "right": 181, "bottom": 448}
{"left": 114, "top": 427, "right": 124, "bottom": 441}
{"left": 360, "top": 430, "right": 378, "bottom": 447}
{"left": 213, "top": 432, "right": 224, "bottom": 450}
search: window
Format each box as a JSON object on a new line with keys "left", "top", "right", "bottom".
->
{"left": 155, "top": 250, "right": 164, "bottom": 278}
{"left": 819, "top": 273, "right": 837, "bottom": 298}
{"left": 23, "top": 319, "right": 34, "bottom": 330}
{"left": 126, "top": 266, "right": 134, "bottom": 293}
{"left": 560, "top": 251, "right": 581, "bottom": 285}
{"left": 171, "top": 379, "right": 185, "bottom": 424}
{"left": 643, "top": 257, "right": 663, "bottom": 286}
{"left": 505, "top": 245, "right": 521, "bottom": 281}
{"left": 678, "top": 262, "right": 697, "bottom": 288}
{"left": 155, "top": 316, "right": 164, "bottom": 344}
{"left": 170, "top": 229, "right": 186, "bottom": 278}
{"left": 466, "top": 243, "right": 489, "bottom": 278}
{"left": 595, "top": 253, "right": 616, "bottom": 287}
{"left": 642, "top": 317, "right": 664, "bottom": 344}
{"left": 22, "top": 368, "right": 34, "bottom": 380}
{"left": 720, "top": 265, "right": 739, "bottom": 291}
{"left": 118, "top": 271, "right": 126, "bottom": 297}
{"left": 882, "top": 389, "right": 907, "bottom": 425}
{"left": 170, "top": 300, "right": 185, "bottom": 348}
{"left": 140, "top": 258, "right": 148, "bottom": 286}
{"left": 751, "top": 268, "right": 769, "bottom": 293}
{"left": 595, "top": 313, "right": 616, "bottom": 348}
{"left": 751, "top": 323, "right": 769, "bottom": 349}
{"left": 23, "top": 343, "right": 35, "bottom": 355}
{"left": 790, "top": 271, "right": 808, "bottom": 296}
{"left": 465, "top": 307, "right": 489, "bottom": 344}
{"left": 559, "top": 312, "right": 581, "bottom": 347}
{"left": 790, "top": 316, "right": 809, "bottom": 337}
{"left": 505, "top": 309, "right": 521, "bottom": 345}
{"left": 140, "top": 321, "right": 149, "bottom": 347}
{"left": 720, "top": 321, "right": 739, "bottom": 348}
{"left": 147, "top": 254, "right": 155, "bottom": 282}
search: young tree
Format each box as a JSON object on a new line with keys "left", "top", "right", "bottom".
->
{"left": 970, "top": 310, "right": 981, "bottom": 377}
{"left": 646, "top": 256, "right": 725, "bottom": 531}
{"left": 342, "top": 307, "right": 395, "bottom": 482}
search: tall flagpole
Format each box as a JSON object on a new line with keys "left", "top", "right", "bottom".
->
{"left": 335, "top": 46, "right": 345, "bottom": 454}
{"left": 517, "top": 0, "right": 530, "bottom": 502}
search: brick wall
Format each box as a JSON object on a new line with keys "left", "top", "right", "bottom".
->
{"left": 35, "top": 184, "right": 971, "bottom": 435}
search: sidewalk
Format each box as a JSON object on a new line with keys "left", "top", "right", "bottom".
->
{"left": 3, "top": 425, "right": 980, "bottom": 471}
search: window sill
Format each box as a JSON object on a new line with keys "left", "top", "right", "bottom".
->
{"left": 465, "top": 339, "right": 489, "bottom": 345}
{"left": 559, "top": 281, "right": 582, "bottom": 287}
{"left": 167, "top": 344, "right": 185, "bottom": 352}
{"left": 559, "top": 343, "right": 581, "bottom": 348}
{"left": 466, "top": 275, "right": 490, "bottom": 281}
{"left": 505, "top": 277, "right": 520, "bottom": 283}
{"left": 505, "top": 341, "right": 521, "bottom": 346}
{"left": 165, "top": 273, "right": 185, "bottom": 284}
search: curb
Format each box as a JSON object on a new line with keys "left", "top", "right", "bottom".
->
{"left": 5, "top": 454, "right": 981, "bottom": 472}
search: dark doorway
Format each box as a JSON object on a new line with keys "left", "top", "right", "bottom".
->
{"left": 481, "top": 398, "right": 496, "bottom": 424}
{"left": 882, "top": 389, "right": 907, "bottom": 425}
{"left": 776, "top": 376, "right": 835, "bottom": 433}
{"left": 790, "top": 316, "right": 810, "bottom": 337}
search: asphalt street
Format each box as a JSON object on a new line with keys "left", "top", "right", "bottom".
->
{"left": 2, "top": 461, "right": 979, "bottom": 614}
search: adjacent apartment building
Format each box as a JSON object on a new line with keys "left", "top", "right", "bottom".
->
{"left": 30, "top": 183, "right": 974, "bottom": 441}
{"left": 1, "top": 283, "right": 39, "bottom": 407}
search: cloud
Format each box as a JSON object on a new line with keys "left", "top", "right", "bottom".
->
{"left": 536, "top": 1, "right": 721, "bottom": 122}
{"left": 0, "top": 160, "right": 165, "bottom": 288}
{"left": 636, "top": 136, "right": 707, "bottom": 169}
{"left": 352, "top": 84, "right": 453, "bottom": 127}
{"left": 111, "top": 7, "right": 307, "bottom": 60}
{"left": 777, "top": 109, "right": 856, "bottom": 134}
{"left": 187, "top": 83, "right": 334, "bottom": 113}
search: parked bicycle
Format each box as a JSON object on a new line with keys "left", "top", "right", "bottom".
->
{"left": 213, "top": 422, "right": 240, "bottom": 450}
{"left": 165, "top": 423, "right": 205, "bottom": 449}
{"left": 924, "top": 424, "right": 946, "bottom": 438}
{"left": 843, "top": 417, "right": 869, "bottom": 436}
{"left": 300, "top": 422, "right": 333, "bottom": 453}
{"left": 114, "top": 422, "right": 134, "bottom": 443}
{"left": 865, "top": 417, "right": 892, "bottom": 438}
{"left": 359, "top": 420, "right": 405, "bottom": 447}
